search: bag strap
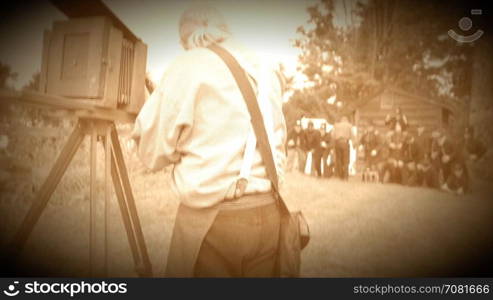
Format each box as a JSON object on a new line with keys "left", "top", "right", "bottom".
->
{"left": 208, "top": 44, "right": 281, "bottom": 196}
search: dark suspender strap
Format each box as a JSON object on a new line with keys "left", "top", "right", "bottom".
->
{"left": 207, "top": 43, "right": 280, "bottom": 194}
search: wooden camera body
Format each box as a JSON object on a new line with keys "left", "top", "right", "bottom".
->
{"left": 39, "top": 16, "right": 147, "bottom": 114}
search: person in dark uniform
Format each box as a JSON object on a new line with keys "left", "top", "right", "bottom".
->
{"left": 462, "top": 127, "right": 487, "bottom": 162}
{"left": 429, "top": 130, "right": 444, "bottom": 184}
{"left": 286, "top": 121, "right": 307, "bottom": 172}
{"left": 385, "top": 106, "right": 409, "bottom": 132}
{"left": 359, "top": 122, "right": 381, "bottom": 171}
{"left": 304, "top": 121, "right": 320, "bottom": 175}
{"left": 402, "top": 130, "right": 420, "bottom": 186}
{"left": 376, "top": 139, "right": 392, "bottom": 183}
{"left": 437, "top": 131, "right": 458, "bottom": 184}
{"left": 459, "top": 126, "right": 486, "bottom": 192}
{"left": 383, "top": 127, "right": 406, "bottom": 184}
{"left": 441, "top": 162, "right": 468, "bottom": 195}
{"left": 419, "top": 153, "right": 439, "bottom": 188}
{"left": 415, "top": 126, "right": 431, "bottom": 185}
{"left": 313, "top": 123, "right": 332, "bottom": 177}
{"left": 325, "top": 148, "right": 336, "bottom": 178}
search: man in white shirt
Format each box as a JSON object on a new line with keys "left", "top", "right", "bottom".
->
{"left": 331, "top": 115, "right": 354, "bottom": 180}
{"left": 132, "top": 4, "right": 287, "bottom": 277}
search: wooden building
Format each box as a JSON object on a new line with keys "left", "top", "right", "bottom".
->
{"left": 353, "top": 87, "right": 458, "bottom": 134}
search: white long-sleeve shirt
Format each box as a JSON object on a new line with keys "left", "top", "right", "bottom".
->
{"left": 131, "top": 40, "right": 286, "bottom": 209}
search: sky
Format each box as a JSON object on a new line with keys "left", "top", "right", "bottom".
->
{"left": 105, "top": 0, "right": 319, "bottom": 82}
{"left": 0, "top": 0, "right": 360, "bottom": 90}
{"left": 0, "top": 0, "right": 325, "bottom": 89}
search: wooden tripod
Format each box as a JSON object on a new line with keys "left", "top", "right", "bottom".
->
{"left": 9, "top": 116, "right": 153, "bottom": 277}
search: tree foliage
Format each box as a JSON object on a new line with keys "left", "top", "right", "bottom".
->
{"left": 23, "top": 72, "right": 40, "bottom": 91}
{"left": 285, "top": 0, "right": 474, "bottom": 124}
{"left": 0, "top": 62, "right": 18, "bottom": 89}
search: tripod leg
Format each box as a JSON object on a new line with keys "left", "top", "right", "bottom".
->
{"left": 104, "top": 124, "right": 111, "bottom": 273}
{"left": 108, "top": 124, "right": 153, "bottom": 277}
{"left": 105, "top": 141, "right": 141, "bottom": 276}
{"left": 89, "top": 122, "right": 109, "bottom": 277}
{"left": 9, "top": 121, "right": 86, "bottom": 254}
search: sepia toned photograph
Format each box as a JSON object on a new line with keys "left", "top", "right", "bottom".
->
{"left": 0, "top": 0, "right": 492, "bottom": 279}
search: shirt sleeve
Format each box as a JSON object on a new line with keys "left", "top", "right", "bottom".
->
{"left": 131, "top": 53, "right": 202, "bottom": 171}
{"left": 270, "top": 72, "right": 287, "bottom": 186}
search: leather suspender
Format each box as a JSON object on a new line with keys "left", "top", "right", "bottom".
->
{"left": 208, "top": 43, "right": 284, "bottom": 203}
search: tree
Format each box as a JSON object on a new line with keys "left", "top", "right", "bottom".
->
{"left": 469, "top": 34, "right": 493, "bottom": 180}
{"left": 0, "top": 62, "right": 18, "bottom": 89}
{"left": 23, "top": 72, "right": 40, "bottom": 91}
{"left": 289, "top": 0, "right": 474, "bottom": 121}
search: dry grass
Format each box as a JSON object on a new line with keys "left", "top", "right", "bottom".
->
{"left": 283, "top": 172, "right": 493, "bottom": 277}
{"left": 1, "top": 123, "right": 493, "bottom": 277}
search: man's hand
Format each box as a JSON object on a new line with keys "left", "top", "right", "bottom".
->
{"left": 126, "top": 138, "right": 138, "bottom": 155}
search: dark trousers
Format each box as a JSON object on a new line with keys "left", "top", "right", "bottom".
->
{"left": 418, "top": 168, "right": 439, "bottom": 188}
{"left": 313, "top": 150, "right": 328, "bottom": 177}
{"left": 194, "top": 201, "right": 281, "bottom": 277}
{"left": 431, "top": 157, "right": 443, "bottom": 185}
{"left": 442, "top": 161, "right": 453, "bottom": 183}
{"left": 402, "top": 163, "right": 418, "bottom": 186}
{"left": 381, "top": 161, "right": 403, "bottom": 184}
{"left": 364, "top": 150, "right": 378, "bottom": 170}
{"left": 335, "top": 139, "right": 349, "bottom": 180}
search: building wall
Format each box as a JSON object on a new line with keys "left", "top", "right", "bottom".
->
{"left": 356, "top": 89, "right": 446, "bottom": 135}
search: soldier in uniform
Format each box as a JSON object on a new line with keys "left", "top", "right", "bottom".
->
{"left": 437, "top": 130, "right": 459, "bottom": 184}
{"left": 359, "top": 122, "right": 381, "bottom": 171}
{"left": 286, "top": 121, "right": 307, "bottom": 172}
{"left": 419, "top": 153, "right": 439, "bottom": 188}
{"left": 384, "top": 106, "right": 409, "bottom": 132}
{"left": 304, "top": 121, "right": 320, "bottom": 175}
{"left": 402, "top": 130, "right": 420, "bottom": 186}
{"left": 429, "top": 130, "right": 444, "bottom": 185}
{"left": 460, "top": 126, "right": 486, "bottom": 192}
{"left": 462, "top": 127, "right": 487, "bottom": 162}
{"left": 313, "top": 123, "right": 332, "bottom": 177}
{"left": 383, "top": 127, "right": 406, "bottom": 184}
{"left": 415, "top": 126, "right": 431, "bottom": 185}
{"left": 442, "top": 162, "right": 468, "bottom": 195}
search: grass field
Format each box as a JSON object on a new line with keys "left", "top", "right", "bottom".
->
{"left": 1, "top": 127, "right": 493, "bottom": 277}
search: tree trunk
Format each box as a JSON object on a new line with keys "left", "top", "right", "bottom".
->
{"left": 469, "top": 35, "right": 493, "bottom": 180}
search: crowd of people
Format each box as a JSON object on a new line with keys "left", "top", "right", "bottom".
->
{"left": 286, "top": 116, "right": 355, "bottom": 181}
{"left": 286, "top": 107, "right": 487, "bottom": 196}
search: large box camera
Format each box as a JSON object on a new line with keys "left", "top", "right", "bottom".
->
{"left": 39, "top": 16, "right": 147, "bottom": 114}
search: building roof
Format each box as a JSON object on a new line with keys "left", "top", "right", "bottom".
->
{"left": 352, "top": 86, "right": 460, "bottom": 113}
